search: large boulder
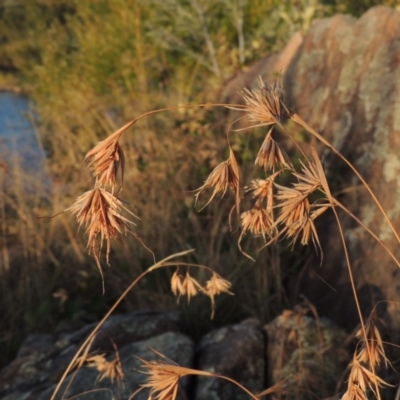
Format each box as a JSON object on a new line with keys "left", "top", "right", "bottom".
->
{"left": 0, "top": 311, "right": 188, "bottom": 400}
{"left": 265, "top": 310, "right": 349, "bottom": 399}
{"left": 195, "top": 318, "right": 265, "bottom": 400}
{"left": 225, "top": 5, "right": 400, "bottom": 334}
{"left": 37, "top": 331, "right": 194, "bottom": 400}
{"left": 283, "top": 5, "right": 400, "bottom": 334}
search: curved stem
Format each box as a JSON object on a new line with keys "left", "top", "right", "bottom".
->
{"left": 213, "top": 373, "right": 260, "bottom": 400}
{"left": 312, "top": 147, "right": 381, "bottom": 399}
{"left": 290, "top": 112, "right": 400, "bottom": 247}
{"left": 330, "top": 206, "right": 381, "bottom": 400}
{"left": 50, "top": 250, "right": 195, "bottom": 400}
{"left": 333, "top": 198, "right": 400, "bottom": 269}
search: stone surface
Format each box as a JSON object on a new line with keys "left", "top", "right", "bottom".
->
{"left": 195, "top": 318, "right": 265, "bottom": 400}
{"left": 0, "top": 314, "right": 268, "bottom": 400}
{"left": 225, "top": 5, "right": 400, "bottom": 334}
{"left": 0, "top": 311, "right": 185, "bottom": 400}
{"left": 264, "top": 310, "right": 349, "bottom": 400}
{"left": 281, "top": 5, "right": 400, "bottom": 334}
{"left": 37, "top": 331, "right": 194, "bottom": 400}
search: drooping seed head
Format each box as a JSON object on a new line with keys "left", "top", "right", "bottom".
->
{"left": 203, "top": 273, "right": 233, "bottom": 318}
{"left": 239, "top": 77, "right": 288, "bottom": 125}
{"left": 194, "top": 148, "right": 240, "bottom": 212}
{"left": 255, "top": 128, "right": 292, "bottom": 172}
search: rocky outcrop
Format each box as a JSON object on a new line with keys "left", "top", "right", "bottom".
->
{"left": 281, "top": 5, "right": 400, "bottom": 334}
{"left": 265, "top": 310, "right": 349, "bottom": 400}
{"left": 37, "top": 331, "right": 194, "bottom": 400}
{"left": 0, "top": 311, "right": 348, "bottom": 400}
{"left": 195, "top": 318, "right": 264, "bottom": 400}
{"left": 0, "top": 311, "right": 187, "bottom": 400}
{"left": 225, "top": 5, "right": 400, "bottom": 334}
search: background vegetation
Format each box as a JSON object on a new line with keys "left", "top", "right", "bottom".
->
{"left": 0, "top": 0, "right": 398, "bottom": 368}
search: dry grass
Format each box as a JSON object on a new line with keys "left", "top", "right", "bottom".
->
{"left": 45, "top": 76, "right": 400, "bottom": 399}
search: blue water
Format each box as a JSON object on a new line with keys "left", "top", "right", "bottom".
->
{"left": 0, "top": 92, "right": 49, "bottom": 189}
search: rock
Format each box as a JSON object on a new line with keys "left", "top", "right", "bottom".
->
{"left": 195, "top": 318, "right": 265, "bottom": 400}
{"left": 264, "top": 310, "right": 349, "bottom": 400}
{"left": 224, "top": 5, "right": 400, "bottom": 334}
{"left": 280, "top": 5, "right": 400, "bottom": 333}
{"left": 1, "top": 314, "right": 268, "bottom": 400}
{"left": 0, "top": 311, "right": 185, "bottom": 400}
{"left": 37, "top": 331, "right": 194, "bottom": 400}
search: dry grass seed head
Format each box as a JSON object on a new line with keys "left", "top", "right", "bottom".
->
{"left": 203, "top": 273, "right": 233, "bottom": 318}
{"left": 170, "top": 270, "right": 185, "bottom": 300}
{"left": 139, "top": 350, "right": 203, "bottom": 400}
{"left": 85, "top": 129, "right": 125, "bottom": 188}
{"left": 255, "top": 127, "right": 292, "bottom": 172}
{"left": 240, "top": 76, "right": 287, "bottom": 125}
{"left": 292, "top": 158, "right": 323, "bottom": 195}
{"left": 194, "top": 148, "right": 240, "bottom": 212}
{"left": 341, "top": 384, "right": 368, "bottom": 400}
{"left": 240, "top": 203, "right": 275, "bottom": 239}
{"left": 355, "top": 320, "right": 389, "bottom": 368}
{"left": 86, "top": 353, "right": 124, "bottom": 384}
{"left": 246, "top": 176, "right": 277, "bottom": 211}
{"left": 171, "top": 270, "right": 202, "bottom": 304}
{"left": 275, "top": 185, "right": 309, "bottom": 230}
{"left": 239, "top": 201, "right": 276, "bottom": 261}
{"left": 274, "top": 185, "right": 327, "bottom": 251}
{"left": 347, "top": 354, "right": 390, "bottom": 397}
{"left": 67, "top": 187, "right": 139, "bottom": 275}
{"left": 140, "top": 360, "right": 180, "bottom": 400}
{"left": 183, "top": 272, "right": 202, "bottom": 303}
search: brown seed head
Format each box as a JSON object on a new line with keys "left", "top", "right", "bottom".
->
{"left": 183, "top": 272, "right": 202, "bottom": 303}
{"left": 139, "top": 352, "right": 200, "bottom": 400}
{"left": 240, "top": 204, "right": 274, "bottom": 239}
{"left": 67, "top": 187, "right": 139, "bottom": 272}
{"left": 355, "top": 320, "right": 389, "bottom": 368}
{"left": 347, "top": 354, "right": 390, "bottom": 397}
{"left": 255, "top": 128, "right": 292, "bottom": 172}
{"left": 141, "top": 361, "right": 180, "bottom": 400}
{"left": 274, "top": 185, "right": 326, "bottom": 251}
{"left": 86, "top": 353, "right": 124, "bottom": 384}
{"left": 275, "top": 185, "right": 309, "bottom": 231}
{"left": 170, "top": 270, "right": 185, "bottom": 299}
{"left": 239, "top": 77, "right": 287, "bottom": 125}
{"left": 203, "top": 273, "right": 233, "bottom": 318}
{"left": 246, "top": 178, "right": 275, "bottom": 209}
{"left": 292, "top": 158, "right": 323, "bottom": 195}
{"left": 85, "top": 129, "right": 125, "bottom": 188}
{"left": 341, "top": 384, "right": 368, "bottom": 400}
{"left": 194, "top": 148, "right": 240, "bottom": 211}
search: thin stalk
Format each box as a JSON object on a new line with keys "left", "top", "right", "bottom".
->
{"left": 93, "top": 102, "right": 245, "bottom": 145}
{"left": 315, "top": 144, "right": 381, "bottom": 399}
{"left": 213, "top": 373, "right": 260, "bottom": 400}
{"left": 275, "top": 120, "right": 308, "bottom": 160}
{"left": 290, "top": 112, "right": 400, "bottom": 247}
{"left": 333, "top": 198, "right": 400, "bottom": 269}
{"left": 331, "top": 206, "right": 381, "bottom": 400}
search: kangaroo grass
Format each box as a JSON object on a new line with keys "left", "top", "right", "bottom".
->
{"left": 201, "top": 77, "right": 398, "bottom": 399}
{"left": 59, "top": 77, "right": 399, "bottom": 400}
{"left": 67, "top": 102, "right": 245, "bottom": 287}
